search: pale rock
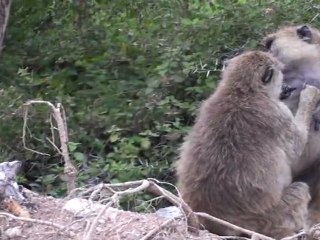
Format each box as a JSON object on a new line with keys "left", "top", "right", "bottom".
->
{"left": 155, "top": 206, "right": 183, "bottom": 220}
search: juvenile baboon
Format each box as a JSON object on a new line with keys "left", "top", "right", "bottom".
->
{"left": 263, "top": 25, "right": 320, "bottom": 227}
{"left": 176, "top": 51, "right": 320, "bottom": 238}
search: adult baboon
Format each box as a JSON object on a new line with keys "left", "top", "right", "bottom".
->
{"left": 176, "top": 51, "right": 320, "bottom": 238}
{"left": 263, "top": 24, "right": 320, "bottom": 227}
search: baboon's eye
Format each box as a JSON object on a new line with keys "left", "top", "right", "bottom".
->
{"left": 265, "top": 38, "right": 274, "bottom": 50}
{"left": 297, "top": 25, "right": 312, "bottom": 43}
{"left": 262, "top": 67, "right": 274, "bottom": 84}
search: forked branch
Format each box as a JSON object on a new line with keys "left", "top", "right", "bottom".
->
{"left": 22, "top": 100, "right": 77, "bottom": 193}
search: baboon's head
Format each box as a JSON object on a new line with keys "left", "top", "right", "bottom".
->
{"left": 263, "top": 25, "right": 320, "bottom": 104}
{"left": 262, "top": 25, "right": 320, "bottom": 65}
{"left": 223, "top": 51, "right": 284, "bottom": 99}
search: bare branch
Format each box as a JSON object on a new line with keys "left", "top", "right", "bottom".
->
{"left": 195, "top": 212, "right": 274, "bottom": 240}
{"left": 73, "top": 179, "right": 199, "bottom": 239}
{"left": 46, "top": 137, "right": 62, "bottom": 154}
{"left": 21, "top": 178, "right": 317, "bottom": 240}
{"left": 22, "top": 105, "right": 50, "bottom": 156}
{"left": 145, "top": 179, "right": 200, "bottom": 234}
{"left": 281, "top": 231, "right": 306, "bottom": 240}
{"left": 83, "top": 180, "right": 150, "bottom": 240}
{"left": 140, "top": 217, "right": 180, "bottom": 240}
{"left": 22, "top": 100, "right": 78, "bottom": 193}
{"left": 0, "top": 0, "right": 12, "bottom": 53}
{"left": 49, "top": 113, "right": 56, "bottom": 145}
{"left": 0, "top": 211, "right": 64, "bottom": 230}
{"left": 75, "top": 179, "right": 308, "bottom": 240}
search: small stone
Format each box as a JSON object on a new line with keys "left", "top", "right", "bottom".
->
{"left": 156, "top": 206, "right": 182, "bottom": 220}
{"left": 4, "top": 226, "right": 23, "bottom": 238}
{"left": 98, "top": 219, "right": 105, "bottom": 224}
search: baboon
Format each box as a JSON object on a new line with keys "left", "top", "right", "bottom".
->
{"left": 176, "top": 51, "right": 320, "bottom": 238}
{"left": 263, "top": 24, "right": 320, "bottom": 227}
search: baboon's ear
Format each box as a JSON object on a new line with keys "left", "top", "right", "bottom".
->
{"left": 297, "top": 25, "right": 312, "bottom": 43}
{"left": 262, "top": 35, "right": 275, "bottom": 50}
{"left": 222, "top": 59, "right": 230, "bottom": 71}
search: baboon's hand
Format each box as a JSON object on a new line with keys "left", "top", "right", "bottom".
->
{"left": 282, "top": 182, "right": 310, "bottom": 207}
{"left": 287, "top": 182, "right": 310, "bottom": 200}
{"left": 300, "top": 85, "right": 320, "bottom": 109}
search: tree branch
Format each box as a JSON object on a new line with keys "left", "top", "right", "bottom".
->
{"left": 23, "top": 100, "right": 78, "bottom": 193}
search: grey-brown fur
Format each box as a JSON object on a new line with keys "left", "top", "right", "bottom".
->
{"left": 263, "top": 25, "right": 320, "bottom": 227}
{"left": 175, "top": 51, "right": 320, "bottom": 238}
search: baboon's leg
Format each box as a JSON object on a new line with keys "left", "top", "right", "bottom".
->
{"left": 257, "top": 182, "right": 310, "bottom": 239}
{"left": 307, "top": 194, "right": 320, "bottom": 230}
{"left": 294, "top": 164, "right": 320, "bottom": 228}
{"left": 232, "top": 182, "right": 310, "bottom": 239}
{"left": 198, "top": 182, "right": 310, "bottom": 239}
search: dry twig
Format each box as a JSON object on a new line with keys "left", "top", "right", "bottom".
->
{"left": 22, "top": 106, "right": 50, "bottom": 156}
{"left": 309, "top": 223, "right": 320, "bottom": 239}
{"left": 140, "top": 217, "right": 180, "bottom": 240}
{"left": 6, "top": 177, "right": 314, "bottom": 240}
{"left": 22, "top": 100, "right": 77, "bottom": 193}
{"left": 77, "top": 178, "right": 313, "bottom": 240}
{"left": 73, "top": 179, "right": 279, "bottom": 240}
{"left": 83, "top": 180, "right": 150, "bottom": 240}
{"left": 0, "top": 0, "right": 12, "bottom": 53}
{"left": 195, "top": 212, "right": 274, "bottom": 240}
{"left": 75, "top": 179, "right": 199, "bottom": 235}
{"left": 281, "top": 231, "right": 306, "bottom": 240}
{"left": 0, "top": 211, "right": 64, "bottom": 230}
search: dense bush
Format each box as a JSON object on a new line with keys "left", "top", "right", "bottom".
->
{"left": 0, "top": 0, "right": 319, "bottom": 197}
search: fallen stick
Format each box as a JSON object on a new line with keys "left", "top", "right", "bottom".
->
{"left": 0, "top": 211, "right": 64, "bottom": 230}
{"left": 140, "top": 217, "right": 179, "bottom": 240}
{"left": 195, "top": 212, "right": 274, "bottom": 240}
{"left": 67, "top": 178, "right": 314, "bottom": 240}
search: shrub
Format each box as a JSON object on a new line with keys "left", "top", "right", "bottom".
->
{"left": 0, "top": 0, "right": 318, "bottom": 198}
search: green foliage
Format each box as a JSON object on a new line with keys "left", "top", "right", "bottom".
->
{"left": 0, "top": 0, "right": 318, "bottom": 200}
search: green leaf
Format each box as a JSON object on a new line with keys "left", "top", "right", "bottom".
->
{"left": 110, "top": 134, "right": 120, "bottom": 143}
{"left": 140, "top": 138, "right": 151, "bottom": 150}
{"left": 68, "top": 142, "right": 80, "bottom": 152}
{"left": 238, "top": 0, "right": 247, "bottom": 4}
{"left": 42, "top": 174, "right": 57, "bottom": 184}
{"left": 73, "top": 152, "right": 86, "bottom": 162}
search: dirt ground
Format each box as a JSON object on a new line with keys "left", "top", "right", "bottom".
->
{"left": 0, "top": 188, "right": 220, "bottom": 240}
